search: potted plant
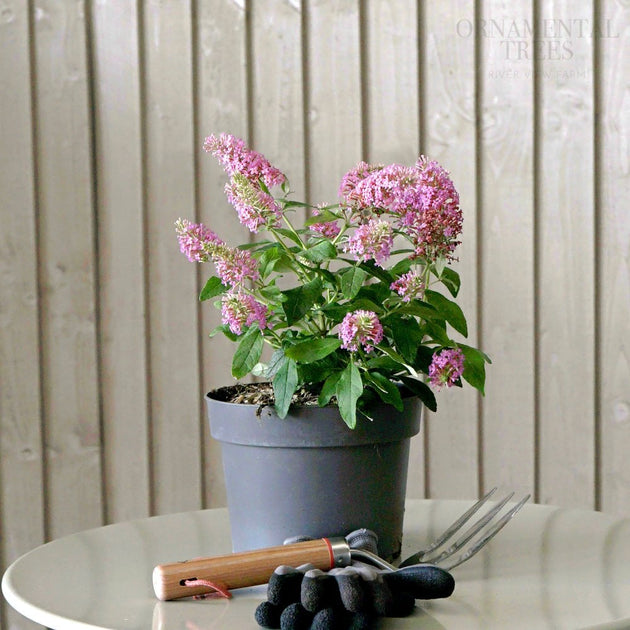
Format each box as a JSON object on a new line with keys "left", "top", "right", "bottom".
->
{"left": 176, "top": 133, "right": 489, "bottom": 560}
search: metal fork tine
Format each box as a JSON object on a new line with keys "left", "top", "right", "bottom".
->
{"left": 420, "top": 491, "right": 515, "bottom": 566}
{"left": 399, "top": 487, "right": 498, "bottom": 568}
{"left": 438, "top": 494, "right": 531, "bottom": 571}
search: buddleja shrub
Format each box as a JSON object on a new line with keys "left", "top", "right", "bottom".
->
{"left": 176, "top": 134, "right": 490, "bottom": 428}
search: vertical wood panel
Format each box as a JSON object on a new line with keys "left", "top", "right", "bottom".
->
{"left": 144, "top": 0, "right": 202, "bottom": 514}
{"left": 599, "top": 0, "right": 630, "bottom": 514}
{"left": 0, "top": 3, "right": 46, "bottom": 628}
{"left": 422, "top": 0, "right": 481, "bottom": 499}
{"left": 91, "top": 0, "right": 151, "bottom": 523}
{"left": 479, "top": 0, "right": 536, "bottom": 497}
{"left": 363, "top": 0, "right": 419, "bottom": 165}
{"left": 305, "top": 0, "right": 362, "bottom": 203}
{"left": 362, "top": 0, "right": 426, "bottom": 499}
{"left": 537, "top": 0, "right": 595, "bottom": 508}
{"left": 252, "top": 0, "right": 306, "bottom": 200}
{"left": 196, "top": 0, "right": 249, "bottom": 508}
{"left": 34, "top": 0, "right": 104, "bottom": 539}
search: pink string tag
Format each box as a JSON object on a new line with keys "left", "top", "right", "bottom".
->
{"left": 183, "top": 578, "right": 232, "bottom": 599}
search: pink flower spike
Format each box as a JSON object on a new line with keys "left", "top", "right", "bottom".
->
{"left": 221, "top": 291, "right": 268, "bottom": 336}
{"left": 204, "top": 133, "right": 286, "bottom": 188}
{"left": 339, "top": 161, "right": 384, "bottom": 203}
{"left": 345, "top": 218, "right": 393, "bottom": 267}
{"left": 428, "top": 348, "right": 465, "bottom": 390}
{"left": 407, "top": 157, "right": 462, "bottom": 262}
{"left": 212, "top": 243, "right": 260, "bottom": 287}
{"left": 309, "top": 206, "right": 341, "bottom": 238}
{"left": 390, "top": 270, "right": 426, "bottom": 302}
{"left": 175, "top": 218, "right": 223, "bottom": 263}
{"left": 339, "top": 310, "right": 384, "bottom": 353}
{"left": 225, "top": 173, "right": 282, "bottom": 233}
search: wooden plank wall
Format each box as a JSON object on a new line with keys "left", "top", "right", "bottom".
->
{"left": 1, "top": 1, "right": 628, "bottom": 626}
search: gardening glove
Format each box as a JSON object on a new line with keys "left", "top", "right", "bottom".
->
{"left": 254, "top": 561, "right": 454, "bottom": 630}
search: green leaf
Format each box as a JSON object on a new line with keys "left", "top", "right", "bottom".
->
{"left": 231, "top": 324, "right": 264, "bottom": 379}
{"left": 298, "top": 240, "right": 337, "bottom": 264}
{"left": 259, "top": 284, "right": 286, "bottom": 303}
{"left": 378, "top": 346, "right": 419, "bottom": 378}
{"left": 434, "top": 256, "right": 447, "bottom": 277}
{"left": 256, "top": 245, "right": 283, "bottom": 278}
{"left": 386, "top": 316, "right": 425, "bottom": 364}
{"left": 356, "top": 283, "right": 392, "bottom": 304}
{"left": 274, "top": 227, "right": 306, "bottom": 248}
{"left": 424, "top": 290, "right": 468, "bottom": 337}
{"left": 238, "top": 240, "right": 273, "bottom": 250}
{"left": 458, "top": 343, "right": 490, "bottom": 395}
{"left": 270, "top": 250, "right": 299, "bottom": 274}
{"left": 321, "top": 298, "right": 383, "bottom": 323}
{"left": 208, "top": 323, "right": 238, "bottom": 342}
{"left": 199, "top": 276, "right": 227, "bottom": 301}
{"left": 251, "top": 349, "right": 286, "bottom": 379}
{"left": 390, "top": 258, "right": 413, "bottom": 276}
{"left": 312, "top": 267, "right": 337, "bottom": 286}
{"left": 281, "top": 278, "right": 323, "bottom": 325}
{"left": 365, "top": 372, "right": 404, "bottom": 411}
{"left": 366, "top": 355, "right": 405, "bottom": 372}
{"left": 304, "top": 209, "right": 341, "bottom": 225}
{"left": 400, "top": 376, "right": 437, "bottom": 412}
{"left": 298, "top": 357, "right": 338, "bottom": 384}
{"left": 282, "top": 199, "right": 313, "bottom": 209}
{"left": 414, "top": 345, "right": 435, "bottom": 375}
{"left": 359, "top": 260, "right": 394, "bottom": 284}
{"left": 285, "top": 337, "right": 341, "bottom": 363}
{"left": 318, "top": 370, "right": 343, "bottom": 406}
{"left": 336, "top": 361, "right": 363, "bottom": 429}
{"left": 340, "top": 267, "right": 369, "bottom": 300}
{"left": 439, "top": 267, "right": 461, "bottom": 298}
{"left": 273, "top": 355, "right": 299, "bottom": 418}
{"left": 258, "top": 178, "right": 272, "bottom": 195}
{"left": 397, "top": 300, "right": 439, "bottom": 321}
{"left": 423, "top": 320, "right": 452, "bottom": 346}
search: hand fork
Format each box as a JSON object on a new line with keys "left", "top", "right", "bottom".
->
{"left": 353, "top": 488, "right": 531, "bottom": 572}
{"left": 153, "top": 488, "right": 530, "bottom": 600}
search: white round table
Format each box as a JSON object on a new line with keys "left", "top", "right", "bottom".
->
{"left": 3, "top": 499, "right": 630, "bottom": 629}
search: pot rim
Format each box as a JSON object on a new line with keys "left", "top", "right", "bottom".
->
{"left": 205, "top": 390, "right": 422, "bottom": 448}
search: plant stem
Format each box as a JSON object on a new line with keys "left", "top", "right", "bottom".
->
{"left": 281, "top": 215, "right": 307, "bottom": 250}
{"left": 268, "top": 227, "right": 311, "bottom": 283}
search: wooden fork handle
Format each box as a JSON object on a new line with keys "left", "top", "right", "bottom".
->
{"left": 153, "top": 537, "right": 351, "bottom": 600}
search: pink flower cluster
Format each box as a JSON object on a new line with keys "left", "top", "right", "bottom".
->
{"left": 347, "top": 164, "right": 421, "bottom": 216}
{"left": 339, "top": 310, "right": 384, "bottom": 353}
{"left": 338, "top": 161, "right": 384, "bottom": 201}
{"left": 175, "top": 218, "right": 259, "bottom": 288}
{"left": 175, "top": 218, "right": 222, "bottom": 263}
{"left": 204, "top": 133, "right": 286, "bottom": 188}
{"left": 225, "top": 173, "right": 282, "bottom": 233}
{"left": 339, "top": 157, "right": 462, "bottom": 262}
{"left": 309, "top": 206, "right": 341, "bottom": 239}
{"left": 390, "top": 269, "right": 426, "bottom": 302}
{"left": 409, "top": 157, "right": 462, "bottom": 261}
{"left": 213, "top": 243, "right": 260, "bottom": 286}
{"left": 221, "top": 291, "right": 268, "bottom": 335}
{"left": 344, "top": 218, "right": 393, "bottom": 267}
{"left": 310, "top": 220, "right": 341, "bottom": 239}
{"left": 428, "top": 348, "right": 465, "bottom": 390}
{"left": 205, "top": 134, "right": 285, "bottom": 233}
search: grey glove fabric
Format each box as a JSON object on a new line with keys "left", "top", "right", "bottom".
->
{"left": 254, "top": 562, "right": 430, "bottom": 629}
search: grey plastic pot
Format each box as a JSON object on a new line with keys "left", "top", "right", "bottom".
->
{"left": 206, "top": 391, "right": 421, "bottom": 561}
